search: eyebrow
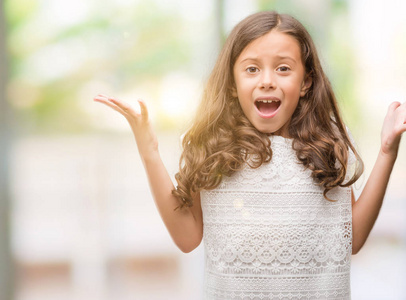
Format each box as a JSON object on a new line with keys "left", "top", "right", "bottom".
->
{"left": 276, "top": 55, "right": 297, "bottom": 63}
{"left": 238, "top": 55, "right": 298, "bottom": 64}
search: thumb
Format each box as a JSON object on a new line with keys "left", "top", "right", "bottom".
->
{"left": 137, "top": 99, "right": 149, "bottom": 120}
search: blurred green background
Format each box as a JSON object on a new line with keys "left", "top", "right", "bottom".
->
{"left": 1, "top": 0, "right": 405, "bottom": 299}
{"left": 4, "top": 0, "right": 365, "bottom": 134}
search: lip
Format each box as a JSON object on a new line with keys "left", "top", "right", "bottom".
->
{"left": 254, "top": 96, "right": 282, "bottom": 119}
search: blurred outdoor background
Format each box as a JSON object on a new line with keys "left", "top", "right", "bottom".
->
{"left": 1, "top": 0, "right": 405, "bottom": 299}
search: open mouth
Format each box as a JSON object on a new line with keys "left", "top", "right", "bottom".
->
{"left": 255, "top": 99, "right": 281, "bottom": 117}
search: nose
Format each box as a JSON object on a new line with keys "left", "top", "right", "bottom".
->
{"left": 259, "top": 70, "right": 275, "bottom": 90}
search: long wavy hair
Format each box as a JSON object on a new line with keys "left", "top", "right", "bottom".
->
{"left": 172, "top": 11, "right": 363, "bottom": 209}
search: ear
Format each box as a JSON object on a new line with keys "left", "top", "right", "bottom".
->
{"left": 300, "top": 75, "right": 312, "bottom": 97}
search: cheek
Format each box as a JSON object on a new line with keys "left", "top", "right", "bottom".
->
{"left": 235, "top": 74, "right": 257, "bottom": 91}
{"left": 237, "top": 96, "right": 252, "bottom": 117}
{"left": 238, "top": 97, "right": 249, "bottom": 110}
{"left": 282, "top": 79, "right": 304, "bottom": 97}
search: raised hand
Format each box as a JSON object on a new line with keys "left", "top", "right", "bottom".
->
{"left": 93, "top": 94, "right": 158, "bottom": 160}
{"left": 380, "top": 101, "right": 406, "bottom": 158}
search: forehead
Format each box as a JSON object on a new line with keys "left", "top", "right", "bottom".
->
{"left": 237, "top": 30, "right": 302, "bottom": 63}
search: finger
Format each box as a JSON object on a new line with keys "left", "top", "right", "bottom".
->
{"left": 108, "top": 97, "right": 136, "bottom": 114}
{"left": 398, "top": 124, "right": 406, "bottom": 136}
{"left": 138, "top": 99, "right": 149, "bottom": 120}
{"left": 94, "top": 95, "right": 107, "bottom": 101}
{"left": 94, "top": 97, "right": 124, "bottom": 114}
{"left": 388, "top": 101, "right": 401, "bottom": 113}
{"left": 93, "top": 95, "right": 109, "bottom": 104}
{"left": 396, "top": 101, "right": 406, "bottom": 110}
{"left": 94, "top": 96, "right": 127, "bottom": 115}
{"left": 398, "top": 102, "right": 406, "bottom": 122}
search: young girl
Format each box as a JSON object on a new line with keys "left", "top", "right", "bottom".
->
{"left": 94, "top": 11, "right": 405, "bottom": 300}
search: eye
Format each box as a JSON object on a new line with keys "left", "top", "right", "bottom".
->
{"left": 246, "top": 66, "right": 259, "bottom": 74}
{"left": 277, "top": 66, "right": 290, "bottom": 72}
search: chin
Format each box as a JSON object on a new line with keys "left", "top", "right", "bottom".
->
{"left": 250, "top": 122, "right": 274, "bottom": 133}
{"left": 255, "top": 126, "right": 287, "bottom": 137}
{"left": 254, "top": 126, "right": 277, "bottom": 134}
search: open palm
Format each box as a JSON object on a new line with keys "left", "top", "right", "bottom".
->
{"left": 93, "top": 94, "right": 158, "bottom": 158}
{"left": 381, "top": 101, "right": 406, "bottom": 157}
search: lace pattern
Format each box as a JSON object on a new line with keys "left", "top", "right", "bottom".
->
{"left": 201, "top": 136, "right": 354, "bottom": 299}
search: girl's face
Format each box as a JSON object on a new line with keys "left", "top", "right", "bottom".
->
{"left": 233, "top": 30, "right": 311, "bottom": 136}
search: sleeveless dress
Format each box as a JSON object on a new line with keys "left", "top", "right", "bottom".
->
{"left": 200, "top": 135, "right": 356, "bottom": 300}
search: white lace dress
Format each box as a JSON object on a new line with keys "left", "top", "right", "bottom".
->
{"left": 200, "top": 135, "right": 355, "bottom": 299}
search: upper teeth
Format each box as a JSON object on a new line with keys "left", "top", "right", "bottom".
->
{"left": 258, "top": 100, "right": 278, "bottom": 103}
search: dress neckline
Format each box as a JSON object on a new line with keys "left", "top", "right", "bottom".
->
{"left": 269, "top": 134, "right": 293, "bottom": 142}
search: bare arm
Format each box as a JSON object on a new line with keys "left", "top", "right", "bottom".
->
{"left": 352, "top": 101, "right": 406, "bottom": 254}
{"left": 94, "top": 95, "right": 203, "bottom": 253}
{"left": 351, "top": 152, "right": 396, "bottom": 254}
